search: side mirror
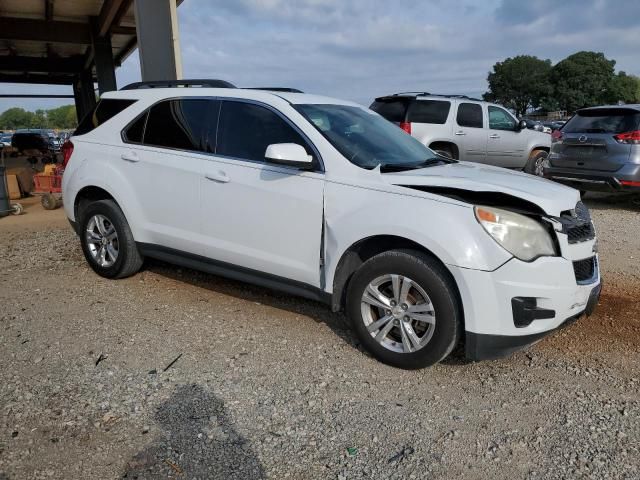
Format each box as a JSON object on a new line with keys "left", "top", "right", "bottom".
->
{"left": 517, "top": 119, "right": 528, "bottom": 131}
{"left": 264, "top": 143, "right": 313, "bottom": 169}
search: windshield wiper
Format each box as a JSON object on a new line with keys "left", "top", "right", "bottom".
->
{"left": 379, "top": 157, "right": 448, "bottom": 173}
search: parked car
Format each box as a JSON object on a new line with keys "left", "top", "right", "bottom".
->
{"left": 369, "top": 93, "right": 551, "bottom": 174}
{"left": 543, "top": 105, "right": 640, "bottom": 192}
{"left": 62, "top": 82, "right": 600, "bottom": 369}
{"left": 0, "top": 134, "right": 12, "bottom": 147}
{"left": 522, "top": 119, "right": 544, "bottom": 132}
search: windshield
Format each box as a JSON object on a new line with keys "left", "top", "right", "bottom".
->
{"left": 294, "top": 104, "right": 447, "bottom": 171}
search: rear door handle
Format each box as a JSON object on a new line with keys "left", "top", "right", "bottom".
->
{"left": 120, "top": 152, "right": 139, "bottom": 163}
{"left": 205, "top": 171, "right": 230, "bottom": 183}
{"left": 489, "top": 134, "right": 500, "bottom": 139}
{"left": 455, "top": 131, "right": 466, "bottom": 136}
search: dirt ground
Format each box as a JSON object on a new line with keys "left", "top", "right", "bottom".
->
{"left": 1, "top": 187, "right": 639, "bottom": 479}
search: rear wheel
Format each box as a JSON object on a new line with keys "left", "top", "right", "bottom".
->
{"left": 79, "top": 200, "right": 143, "bottom": 279}
{"left": 346, "top": 250, "right": 462, "bottom": 369}
{"left": 524, "top": 149, "right": 548, "bottom": 176}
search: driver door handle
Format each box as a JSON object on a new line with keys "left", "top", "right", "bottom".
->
{"left": 455, "top": 131, "right": 466, "bottom": 136}
{"left": 489, "top": 134, "right": 500, "bottom": 139}
{"left": 205, "top": 171, "right": 230, "bottom": 183}
{"left": 120, "top": 151, "right": 139, "bottom": 163}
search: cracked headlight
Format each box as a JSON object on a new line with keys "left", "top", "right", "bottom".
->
{"left": 475, "top": 206, "right": 557, "bottom": 261}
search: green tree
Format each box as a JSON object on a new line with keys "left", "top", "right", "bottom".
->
{"left": 608, "top": 71, "right": 640, "bottom": 104}
{"left": 47, "top": 105, "right": 77, "bottom": 129}
{"left": 0, "top": 107, "right": 36, "bottom": 130}
{"left": 483, "top": 55, "right": 553, "bottom": 117}
{"left": 550, "top": 51, "right": 615, "bottom": 112}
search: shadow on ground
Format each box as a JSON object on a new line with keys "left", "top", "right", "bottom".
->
{"left": 123, "top": 384, "right": 265, "bottom": 479}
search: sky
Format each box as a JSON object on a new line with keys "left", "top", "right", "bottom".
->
{"left": 2, "top": 0, "right": 640, "bottom": 113}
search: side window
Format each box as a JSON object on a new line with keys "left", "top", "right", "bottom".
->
{"left": 143, "top": 99, "right": 210, "bottom": 152}
{"left": 74, "top": 99, "right": 137, "bottom": 136}
{"left": 408, "top": 100, "right": 451, "bottom": 124}
{"left": 488, "top": 106, "right": 517, "bottom": 131}
{"left": 122, "top": 112, "right": 147, "bottom": 143}
{"left": 456, "top": 103, "right": 483, "bottom": 128}
{"left": 216, "top": 100, "right": 313, "bottom": 164}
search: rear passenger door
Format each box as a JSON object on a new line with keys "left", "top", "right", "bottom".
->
{"left": 120, "top": 98, "right": 214, "bottom": 254}
{"left": 199, "top": 99, "right": 325, "bottom": 287}
{"left": 486, "top": 106, "right": 526, "bottom": 168}
{"left": 454, "top": 102, "right": 487, "bottom": 162}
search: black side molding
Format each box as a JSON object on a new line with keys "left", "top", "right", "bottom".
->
{"left": 137, "top": 243, "right": 331, "bottom": 305}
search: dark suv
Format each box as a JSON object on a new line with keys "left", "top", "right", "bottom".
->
{"left": 544, "top": 105, "right": 640, "bottom": 192}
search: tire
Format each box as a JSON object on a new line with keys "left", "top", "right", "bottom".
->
{"left": 79, "top": 199, "right": 143, "bottom": 279}
{"left": 524, "top": 149, "right": 548, "bottom": 176}
{"left": 433, "top": 147, "right": 453, "bottom": 159}
{"left": 346, "top": 249, "right": 462, "bottom": 369}
{"left": 41, "top": 193, "right": 58, "bottom": 210}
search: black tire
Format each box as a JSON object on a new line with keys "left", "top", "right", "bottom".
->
{"left": 346, "top": 249, "right": 462, "bottom": 369}
{"left": 433, "top": 147, "right": 453, "bottom": 159}
{"left": 524, "top": 149, "right": 548, "bottom": 176}
{"left": 79, "top": 199, "right": 143, "bottom": 279}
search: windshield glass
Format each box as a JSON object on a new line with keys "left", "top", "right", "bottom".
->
{"left": 294, "top": 104, "right": 445, "bottom": 171}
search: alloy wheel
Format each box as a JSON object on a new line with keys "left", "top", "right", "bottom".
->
{"left": 85, "top": 214, "right": 119, "bottom": 268}
{"left": 360, "top": 274, "right": 436, "bottom": 353}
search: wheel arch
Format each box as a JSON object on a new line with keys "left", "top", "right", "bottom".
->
{"left": 73, "top": 185, "right": 122, "bottom": 226}
{"left": 330, "top": 235, "right": 463, "bottom": 319}
{"left": 428, "top": 140, "right": 459, "bottom": 159}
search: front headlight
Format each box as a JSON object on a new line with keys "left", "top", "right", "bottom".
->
{"left": 474, "top": 206, "right": 557, "bottom": 261}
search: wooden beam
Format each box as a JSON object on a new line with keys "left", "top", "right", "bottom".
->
{"left": 45, "top": 0, "right": 55, "bottom": 21}
{"left": 110, "top": 25, "right": 137, "bottom": 36}
{"left": 0, "top": 55, "right": 85, "bottom": 74}
{"left": 97, "top": 0, "right": 134, "bottom": 37}
{"left": 0, "top": 17, "right": 91, "bottom": 44}
{"left": 0, "top": 94, "right": 74, "bottom": 99}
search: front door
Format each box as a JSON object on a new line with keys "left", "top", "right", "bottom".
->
{"left": 200, "top": 99, "right": 325, "bottom": 287}
{"left": 486, "top": 105, "right": 526, "bottom": 168}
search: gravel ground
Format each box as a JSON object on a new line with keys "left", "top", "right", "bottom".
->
{"left": 0, "top": 193, "right": 639, "bottom": 479}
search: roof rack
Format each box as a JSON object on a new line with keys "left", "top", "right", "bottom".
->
{"left": 244, "top": 87, "right": 303, "bottom": 93}
{"left": 120, "top": 79, "right": 236, "bottom": 90}
{"left": 380, "top": 92, "right": 483, "bottom": 102}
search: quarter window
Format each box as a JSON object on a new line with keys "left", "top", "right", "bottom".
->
{"left": 216, "top": 100, "right": 312, "bottom": 164}
{"left": 488, "top": 106, "right": 517, "bottom": 131}
{"left": 143, "top": 99, "right": 210, "bottom": 152}
{"left": 456, "top": 103, "right": 483, "bottom": 128}
{"left": 123, "top": 112, "right": 147, "bottom": 143}
{"left": 408, "top": 100, "right": 451, "bottom": 124}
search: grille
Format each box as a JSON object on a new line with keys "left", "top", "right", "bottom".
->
{"left": 561, "top": 202, "right": 595, "bottom": 244}
{"left": 573, "top": 257, "right": 597, "bottom": 283}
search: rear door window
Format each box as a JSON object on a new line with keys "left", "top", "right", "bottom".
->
{"left": 75, "top": 99, "right": 137, "bottom": 136}
{"left": 408, "top": 100, "right": 450, "bottom": 124}
{"left": 563, "top": 109, "right": 640, "bottom": 134}
{"left": 143, "top": 99, "right": 212, "bottom": 152}
{"left": 457, "top": 103, "right": 483, "bottom": 128}
{"left": 215, "top": 100, "right": 314, "bottom": 165}
{"left": 369, "top": 99, "right": 410, "bottom": 123}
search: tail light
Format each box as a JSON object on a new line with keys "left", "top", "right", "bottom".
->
{"left": 614, "top": 130, "right": 640, "bottom": 144}
{"left": 620, "top": 180, "right": 640, "bottom": 187}
{"left": 62, "top": 139, "right": 74, "bottom": 167}
{"left": 551, "top": 130, "right": 563, "bottom": 143}
{"left": 399, "top": 122, "right": 411, "bottom": 134}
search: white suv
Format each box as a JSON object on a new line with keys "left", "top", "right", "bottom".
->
{"left": 370, "top": 93, "right": 551, "bottom": 174}
{"left": 62, "top": 80, "right": 601, "bottom": 369}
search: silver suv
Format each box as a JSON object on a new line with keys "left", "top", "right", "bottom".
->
{"left": 370, "top": 93, "right": 551, "bottom": 173}
{"left": 543, "top": 105, "right": 640, "bottom": 193}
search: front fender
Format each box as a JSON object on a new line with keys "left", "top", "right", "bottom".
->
{"left": 323, "top": 181, "right": 512, "bottom": 292}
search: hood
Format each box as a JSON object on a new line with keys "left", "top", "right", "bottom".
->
{"left": 382, "top": 161, "right": 579, "bottom": 216}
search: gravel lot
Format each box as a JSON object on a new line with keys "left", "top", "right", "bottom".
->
{"left": 1, "top": 193, "right": 639, "bottom": 479}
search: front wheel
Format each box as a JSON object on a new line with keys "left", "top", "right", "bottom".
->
{"left": 346, "top": 250, "right": 462, "bottom": 369}
{"left": 79, "top": 199, "right": 143, "bottom": 279}
{"left": 524, "top": 149, "right": 548, "bottom": 176}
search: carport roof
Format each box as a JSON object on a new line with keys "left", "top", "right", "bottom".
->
{"left": 0, "top": 0, "right": 178, "bottom": 85}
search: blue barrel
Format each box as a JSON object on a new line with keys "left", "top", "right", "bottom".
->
{"left": 0, "top": 165, "right": 10, "bottom": 217}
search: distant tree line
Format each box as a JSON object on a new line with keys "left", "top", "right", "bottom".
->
{"left": 0, "top": 105, "right": 77, "bottom": 131}
{"left": 483, "top": 51, "right": 640, "bottom": 117}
